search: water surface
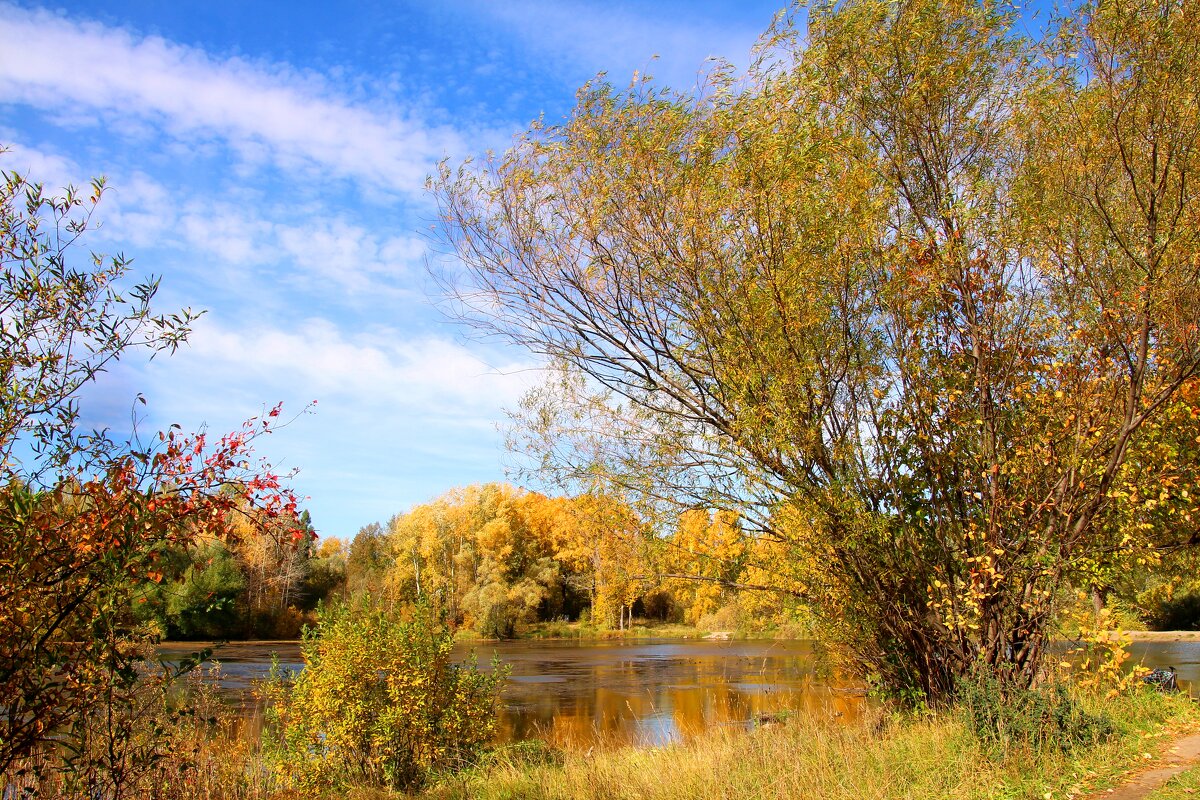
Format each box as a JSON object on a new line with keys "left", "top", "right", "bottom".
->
{"left": 159, "top": 638, "right": 863, "bottom": 747}
{"left": 158, "top": 636, "right": 1199, "bottom": 749}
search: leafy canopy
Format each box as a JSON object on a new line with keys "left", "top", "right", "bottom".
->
{"left": 432, "top": 0, "right": 1200, "bottom": 702}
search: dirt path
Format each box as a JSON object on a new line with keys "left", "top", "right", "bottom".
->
{"left": 1083, "top": 732, "right": 1200, "bottom": 799}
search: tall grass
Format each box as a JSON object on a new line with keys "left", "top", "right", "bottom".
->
{"left": 425, "top": 689, "right": 1199, "bottom": 800}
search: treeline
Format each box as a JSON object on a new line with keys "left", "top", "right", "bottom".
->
{"left": 343, "top": 483, "right": 800, "bottom": 637}
{"left": 137, "top": 479, "right": 1200, "bottom": 642}
{"left": 131, "top": 510, "right": 346, "bottom": 640}
{"left": 356, "top": 483, "right": 1200, "bottom": 636}
{"left": 127, "top": 482, "right": 804, "bottom": 641}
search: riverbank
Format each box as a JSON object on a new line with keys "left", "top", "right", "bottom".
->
{"left": 467, "top": 618, "right": 814, "bottom": 642}
{"left": 425, "top": 690, "right": 1200, "bottom": 800}
{"left": 1122, "top": 631, "right": 1200, "bottom": 643}
{"left": 517, "top": 620, "right": 708, "bottom": 640}
{"left": 7, "top": 665, "right": 1195, "bottom": 798}
{"left": 158, "top": 627, "right": 1200, "bottom": 648}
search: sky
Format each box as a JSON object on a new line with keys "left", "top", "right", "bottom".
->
{"left": 0, "top": 0, "right": 786, "bottom": 540}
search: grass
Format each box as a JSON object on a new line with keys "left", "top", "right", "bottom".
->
{"left": 1148, "top": 765, "right": 1200, "bottom": 799}
{"left": 457, "top": 615, "right": 815, "bottom": 641}
{"left": 422, "top": 689, "right": 1200, "bottom": 800}
{"left": 498, "top": 619, "right": 711, "bottom": 640}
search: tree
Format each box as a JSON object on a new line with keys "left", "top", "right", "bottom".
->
{"left": 232, "top": 507, "right": 315, "bottom": 636}
{"left": 0, "top": 159, "right": 303, "bottom": 777}
{"left": 346, "top": 522, "right": 393, "bottom": 598}
{"left": 432, "top": 0, "right": 1200, "bottom": 702}
{"left": 665, "top": 509, "right": 747, "bottom": 625}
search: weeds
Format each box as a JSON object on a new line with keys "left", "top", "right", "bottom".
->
{"left": 956, "top": 667, "right": 1115, "bottom": 757}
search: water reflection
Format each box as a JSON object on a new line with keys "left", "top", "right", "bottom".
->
{"left": 159, "top": 638, "right": 863, "bottom": 748}
{"left": 475, "top": 639, "right": 866, "bottom": 747}
{"left": 157, "top": 637, "right": 1199, "bottom": 750}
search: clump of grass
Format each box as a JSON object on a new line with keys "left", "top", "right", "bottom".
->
{"left": 424, "top": 710, "right": 974, "bottom": 800}
{"left": 521, "top": 619, "right": 707, "bottom": 640}
{"left": 524, "top": 619, "right": 591, "bottom": 639}
{"left": 1146, "top": 764, "right": 1200, "bottom": 800}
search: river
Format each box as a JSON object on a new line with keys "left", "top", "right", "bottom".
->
{"left": 157, "top": 637, "right": 1199, "bottom": 749}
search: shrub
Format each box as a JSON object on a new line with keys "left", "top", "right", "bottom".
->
{"left": 956, "top": 666, "right": 1114, "bottom": 757}
{"left": 1139, "top": 580, "right": 1200, "bottom": 631}
{"left": 0, "top": 650, "right": 234, "bottom": 800}
{"left": 264, "top": 599, "right": 508, "bottom": 791}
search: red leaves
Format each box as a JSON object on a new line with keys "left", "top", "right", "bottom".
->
{"left": 44, "top": 403, "right": 308, "bottom": 582}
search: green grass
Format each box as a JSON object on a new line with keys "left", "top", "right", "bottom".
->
{"left": 1147, "top": 765, "right": 1200, "bottom": 799}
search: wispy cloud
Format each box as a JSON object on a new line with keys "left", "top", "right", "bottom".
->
{"left": 1, "top": 141, "right": 429, "bottom": 305}
{"left": 0, "top": 4, "right": 463, "bottom": 197}
{"left": 276, "top": 221, "right": 427, "bottom": 294}
{"left": 464, "top": 0, "right": 773, "bottom": 91}
{"left": 0, "top": 140, "right": 84, "bottom": 188}
{"left": 126, "top": 317, "right": 544, "bottom": 531}
{"left": 171, "top": 317, "right": 538, "bottom": 417}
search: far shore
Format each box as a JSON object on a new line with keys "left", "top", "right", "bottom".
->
{"left": 1115, "top": 630, "right": 1200, "bottom": 642}
{"left": 156, "top": 629, "right": 1200, "bottom": 649}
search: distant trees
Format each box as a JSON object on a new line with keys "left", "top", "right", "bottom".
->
{"left": 382, "top": 484, "right": 612, "bottom": 634}
{"left": 131, "top": 507, "right": 343, "bottom": 640}
{"left": 432, "top": 0, "right": 1200, "bottom": 702}
{"left": 338, "top": 483, "right": 805, "bottom": 637}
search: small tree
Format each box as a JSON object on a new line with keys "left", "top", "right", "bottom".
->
{"left": 0, "top": 158, "right": 304, "bottom": 781}
{"left": 264, "top": 600, "right": 506, "bottom": 791}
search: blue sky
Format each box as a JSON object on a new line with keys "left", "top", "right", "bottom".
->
{"left": 0, "top": 0, "right": 785, "bottom": 540}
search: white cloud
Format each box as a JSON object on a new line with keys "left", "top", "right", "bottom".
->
{"left": 0, "top": 4, "right": 463, "bottom": 197}
{"left": 276, "top": 221, "right": 427, "bottom": 293}
{"left": 103, "top": 172, "right": 176, "bottom": 248}
{"left": 0, "top": 142, "right": 427, "bottom": 302}
{"left": 466, "top": 0, "right": 771, "bottom": 91}
{"left": 127, "top": 316, "right": 544, "bottom": 531}
{"left": 0, "top": 141, "right": 84, "bottom": 189}
{"left": 177, "top": 317, "right": 539, "bottom": 416}
{"left": 180, "top": 204, "right": 275, "bottom": 266}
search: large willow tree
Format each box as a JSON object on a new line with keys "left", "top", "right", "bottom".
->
{"left": 433, "top": 0, "right": 1200, "bottom": 702}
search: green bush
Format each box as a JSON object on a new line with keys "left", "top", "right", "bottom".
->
{"left": 264, "top": 599, "right": 508, "bottom": 791}
{"left": 956, "top": 667, "right": 1114, "bottom": 757}
{"left": 478, "top": 599, "right": 521, "bottom": 639}
{"left": 167, "top": 545, "right": 247, "bottom": 639}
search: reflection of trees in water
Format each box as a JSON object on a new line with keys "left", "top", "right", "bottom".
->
{"left": 170, "top": 640, "right": 869, "bottom": 749}
{"left": 495, "top": 648, "right": 868, "bottom": 749}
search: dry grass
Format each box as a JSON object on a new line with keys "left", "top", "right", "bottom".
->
{"left": 424, "top": 690, "right": 1200, "bottom": 800}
